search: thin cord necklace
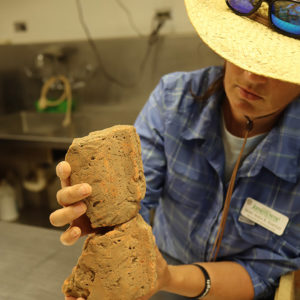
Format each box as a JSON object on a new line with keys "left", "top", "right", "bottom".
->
{"left": 210, "top": 110, "right": 278, "bottom": 261}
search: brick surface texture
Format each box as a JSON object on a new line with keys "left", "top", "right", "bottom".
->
{"left": 62, "top": 125, "right": 157, "bottom": 300}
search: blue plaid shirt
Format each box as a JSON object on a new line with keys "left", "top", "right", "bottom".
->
{"left": 135, "top": 66, "right": 300, "bottom": 299}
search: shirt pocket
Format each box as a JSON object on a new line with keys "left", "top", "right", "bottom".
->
{"left": 227, "top": 215, "right": 299, "bottom": 267}
{"left": 233, "top": 218, "right": 274, "bottom": 245}
{"left": 231, "top": 194, "right": 300, "bottom": 247}
{"left": 224, "top": 217, "right": 275, "bottom": 251}
{"left": 166, "top": 160, "right": 219, "bottom": 209}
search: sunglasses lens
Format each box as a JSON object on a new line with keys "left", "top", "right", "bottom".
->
{"left": 227, "top": 0, "right": 261, "bottom": 14}
{"left": 271, "top": 1, "right": 300, "bottom": 36}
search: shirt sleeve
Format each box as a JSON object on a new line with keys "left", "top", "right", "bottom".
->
{"left": 230, "top": 245, "right": 300, "bottom": 299}
{"left": 134, "top": 78, "right": 167, "bottom": 224}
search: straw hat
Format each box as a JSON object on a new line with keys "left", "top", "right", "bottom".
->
{"left": 184, "top": 0, "right": 300, "bottom": 85}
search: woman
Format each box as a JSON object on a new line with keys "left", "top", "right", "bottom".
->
{"left": 50, "top": 0, "right": 300, "bottom": 299}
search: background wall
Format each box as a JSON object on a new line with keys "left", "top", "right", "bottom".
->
{"left": 0, "top": 36, "right": 223, "bottom": 115}
{"left": 0, "top": 0, "right": 195, "bottom": 44}
{"left": 0, "top": 0, "right": 223, "bottom": 115}
{"left": 0, "top": 0, "right": 223, "bottom": 227}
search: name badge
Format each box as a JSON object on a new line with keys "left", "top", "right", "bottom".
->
{"left": 241, "top": 198, "right": 289, "bottom": 236}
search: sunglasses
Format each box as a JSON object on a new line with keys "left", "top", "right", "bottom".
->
{"left": 226, "top": 0, "right": 300, "bottom": 39}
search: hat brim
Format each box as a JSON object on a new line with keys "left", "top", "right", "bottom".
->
{"left": 185, "top": 0, "right": 300, "bottom": 85}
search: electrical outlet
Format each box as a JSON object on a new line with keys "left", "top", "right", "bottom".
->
{"left": 14, "top": 21, "right": 27, "bottom": 32}
{"left": 155, "top": 9, "right": 172, "bottom": 21}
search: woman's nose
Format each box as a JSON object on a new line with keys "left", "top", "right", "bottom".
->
{"left": 243, "top": 70, "right": 268, "bottom": 83}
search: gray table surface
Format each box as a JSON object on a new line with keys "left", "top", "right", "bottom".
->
{"left": 0, "top": 221, "right": 188, "bottom": 300}
{"left": 0, "top": 221, "right": 84, "bottom": 300}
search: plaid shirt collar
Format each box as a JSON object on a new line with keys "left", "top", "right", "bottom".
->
{"left": 181, "top": 89, "right": 300, "bottom": 183}
{"left": 263, "top": 97, "right": 300, "bottom": 183}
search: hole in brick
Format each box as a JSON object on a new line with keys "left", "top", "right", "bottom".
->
{"left": 95, "top": 225, "right": 115, "bottom": 235}
{"left": 90, "top": 270, "right": 95, "bottom": 282}
{"left": 93, "top": 201, "right": 100, "bottom": 207}
{"left": 91, "top": 156, "right": 95, "bottom": 160}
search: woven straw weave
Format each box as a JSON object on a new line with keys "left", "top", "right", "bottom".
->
{"left": 185, "top": 0, "right": 300, "bottom": 84}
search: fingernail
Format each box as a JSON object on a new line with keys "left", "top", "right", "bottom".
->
{"left": 79, "top": 184, "right": 90, "bottom": 196}
{"left": 71, "top": 227, "right": 80, "bottom": 238}
{"left": 57, "top": 163, "right": 63, "bottom": 177}
{"left": 74, "top": 202, "right": 86, "bottom": 214}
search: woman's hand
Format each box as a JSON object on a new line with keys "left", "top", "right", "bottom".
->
{"left": 52, "top": 162, "right": 171, "bottom": 299}
{"left": 49, "top": 161, "right": 94, "bottom": 245}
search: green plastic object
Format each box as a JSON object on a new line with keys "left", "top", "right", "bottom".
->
{"left": 35, "top": 98, "right": 75, "bottom": 113}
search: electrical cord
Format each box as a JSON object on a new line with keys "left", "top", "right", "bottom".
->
{"left": 76, "top": 0, "right": 129, "bottom": 87}
{"left": 139, "top": 18, "right": 167, "bottom": 74}
{"left": 75, "top": 0, "right": 168, "bottom": 88}
{"left": 114, "top": 0, "right": 143, "bottom": 37}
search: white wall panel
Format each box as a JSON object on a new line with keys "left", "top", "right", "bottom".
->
{"left": 0, "top": 0, "right": 196, "bottom": 44}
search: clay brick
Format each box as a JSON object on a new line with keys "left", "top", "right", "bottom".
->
{"left": 62, "top": 214, "right": 157, "bottom": 300}
{"left": 65, "top": 125, "right": 146, "bottom": 227}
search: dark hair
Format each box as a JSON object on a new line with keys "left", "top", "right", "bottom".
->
{"left": 191, "top": 67, "right": 225, "bottom": 102}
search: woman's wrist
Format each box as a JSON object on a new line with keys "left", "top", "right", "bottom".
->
{"left": 161, "top": 264, "right": 206, "bottom": 298}
{"left": 189, "top": 264, "right": 211, "bottom": 298}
